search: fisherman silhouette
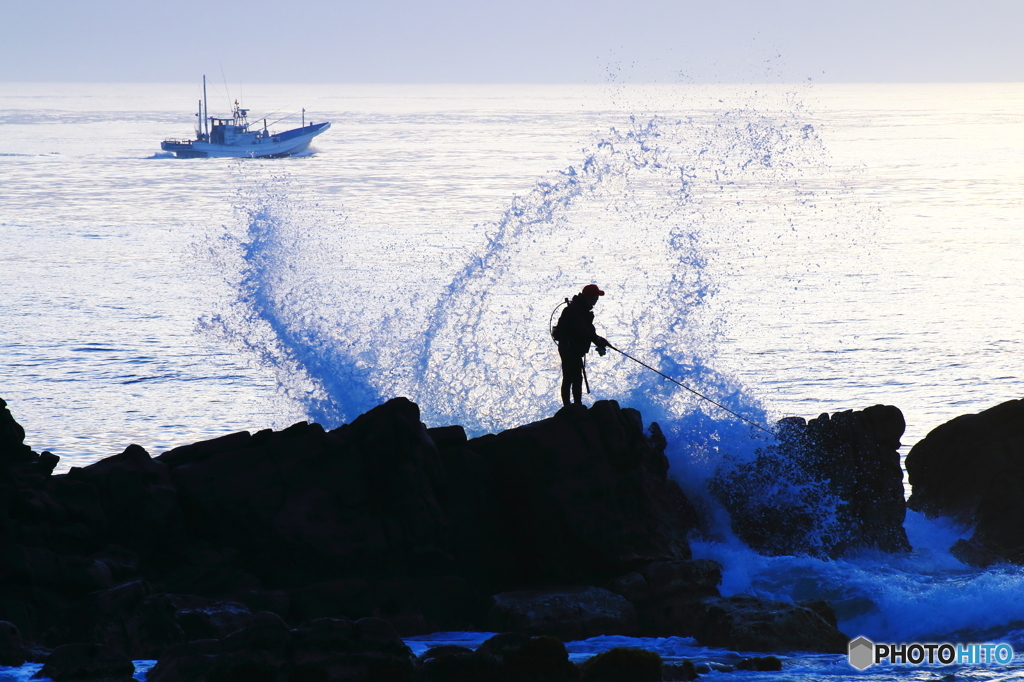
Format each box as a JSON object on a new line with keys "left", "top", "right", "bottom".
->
{"left": 553, "top": 284, "right": 611, "bottom": 407}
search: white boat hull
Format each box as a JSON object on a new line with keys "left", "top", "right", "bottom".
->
{"left": 162, "top": 121, "right": 330, "bottom": 158}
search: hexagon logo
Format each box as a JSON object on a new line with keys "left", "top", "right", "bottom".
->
{"left": 848, "top": 636, "right": 875, "bottom": 670}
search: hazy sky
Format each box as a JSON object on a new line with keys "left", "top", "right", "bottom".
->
{"left": 2, "top": 0, "right": 1021, "bottom": 83}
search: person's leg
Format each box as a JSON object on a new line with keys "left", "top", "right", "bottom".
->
{"left": 560, "top": 353, "right": 582, "bottom": 407}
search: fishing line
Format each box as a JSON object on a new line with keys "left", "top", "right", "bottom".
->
{"left": 611, "top": 346, "right": 774, "bottom": 435}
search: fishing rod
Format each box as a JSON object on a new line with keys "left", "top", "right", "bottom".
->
{"left": 609, "top": 345, "right": 774, "bottom": 435}
{"left": 549, "top": 299, "right": 771, "bottom": 433}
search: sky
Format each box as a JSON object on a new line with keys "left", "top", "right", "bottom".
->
{"left": 1, "top": 0, "right": 1022, "bottom": 83}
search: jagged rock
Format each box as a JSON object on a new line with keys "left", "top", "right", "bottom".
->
{"left": 32, "top": 642, "right": 135, "bottom": 682}
{"left": 487, "top": 586, "right": 638, "bottom": 641}
{"left": 580, "top": 647, "right": 662, "bottom": 682}
{"left": 0, "top": 395, "right": 702, "bottom": 650}
{"left": 693, "top": 595, "right": 848, "bottom": 654}
{"left": 906, "top": 398, "right": 1024, "bottom": 565}
{"left": 711, "top": 405, "right": 910, "bottom": 559}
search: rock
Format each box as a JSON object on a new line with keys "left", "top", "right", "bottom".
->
{"left": 711, "top": 405, "right": 910, "bottom": 559}
{"left": 70, "top": 444, "right": 184, "bottom": 561}
{"left": 950, "top": 538, "right": 1000, "bottom": 568}
{"left": 0, "top": 620, "right": 26, "bottom": 667}
{"left": 906, "top": 398, "right": 1024, "bottom": 565}
{"left": 148, "top": 614, "right": 418, "bottom": 682}
{"left": 466, "top": 400, "right": 698, "bottom": 589}
{"left": 45, "top": 579, "right": 153, "bottom": 656}
{"left": 89, "top": 547, "right": 140, "bottom": 584}
{"left": 146, "top": 639, "right": 222, "bottom": 682}
{"left": 229, "top": 589, "right": 288, "bottom": 618}
{"left": 0, "top": 545, "right": 110, "bottom": 594}
{"left": 736, "top": 655, "right": 783, "bottom": 671}
{"left": 32, "top": 643, "right": 135, "bottom": 682}
{"left": 0, "top": 585, "right": 68, "bottom": 643}
{"left": 123, "top": 593, "right": 221, "bottom": 660}
{"left": 175, "top": 601, "right": 252, "bottom": 642}
{"left": 487, "top": 586, "right": 638, "bottom": 641}
{"left": 661, "top": 660, "right": 699, "bottom": 681}
{"left": 207, "top": 613, "right": 291, "bottom": 682}
{"left": 694, "top": 596, "right": 849, "bottom": 654}
{"left": 25, "top": 643, "right": 53, "bottom": 663}
{"left": 798, "top": 599, "right": 840, "bottom": 630}
{"left": 373, "top": 576, "right": 482, "bottom": 635}
{"left": 475, "top": 633, "right": 579, "bottom": 681}
{"left": 289, "top": 617, "right": 354, "bottom": 668}
{"left": 0, "top": 394, "right": 704, "bottom": 648}
{"left": 417, "top": 645, "right": 500, "bottom": 682}
{"left": 288, "top": 579, "right": 374, "bottom": 622}
{"left": 314, "top": 617, "right": 416, "bottom": 681}
{"left": 0, "top": 397, "right": 33, "bottom": 464}
{"left": 580, "top": 647, "right": 661, "bottom": 682}
{"left": 222, "top": 611, "right": 289, "bottom": 653}
{"left": 205, "top": 649, "right": 284, "bottom": 682}
{"left": 606, "top": 559, "right": 722, "bottom": 636}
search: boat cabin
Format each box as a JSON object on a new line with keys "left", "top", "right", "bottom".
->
{"left": 209, "top": 104, "right": 273, "bottom": 145}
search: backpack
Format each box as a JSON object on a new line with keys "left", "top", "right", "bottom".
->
{"left": 550, "top": 298, "right": 570, "bottom": 342}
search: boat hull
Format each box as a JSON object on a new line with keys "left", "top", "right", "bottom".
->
{"left": 162, "top": 122, "right": 330, "bottom": 158}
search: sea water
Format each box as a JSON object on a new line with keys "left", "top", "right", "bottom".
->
{"left": 1, "top": 82, "right": 1023, "bottom": 680}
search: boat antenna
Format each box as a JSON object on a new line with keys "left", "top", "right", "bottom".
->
{"left": 219, "top": 63, "right": 231, "bottom": 109}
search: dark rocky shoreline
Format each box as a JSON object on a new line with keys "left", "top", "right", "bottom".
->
{"left": 2, "top": 394, "right": 1020, "bottom": 680}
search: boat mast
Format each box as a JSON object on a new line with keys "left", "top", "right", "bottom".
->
{"left": 203, "top": 75, "right": 209, "bottom": 139}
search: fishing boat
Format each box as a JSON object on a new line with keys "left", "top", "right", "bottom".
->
{"left": 161, "top": 77, "right": 330, "bottom": 158}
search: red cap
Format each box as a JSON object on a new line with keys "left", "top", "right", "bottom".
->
{"left": 581, "top": 284, "right": 605, "bottom": 297}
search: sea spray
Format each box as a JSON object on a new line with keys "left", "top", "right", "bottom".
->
{"left": 198, "top": 170, "right": 382, "bottom": 426}
{"left": 209, "top": 86, "right": 875, "bottom": 467}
